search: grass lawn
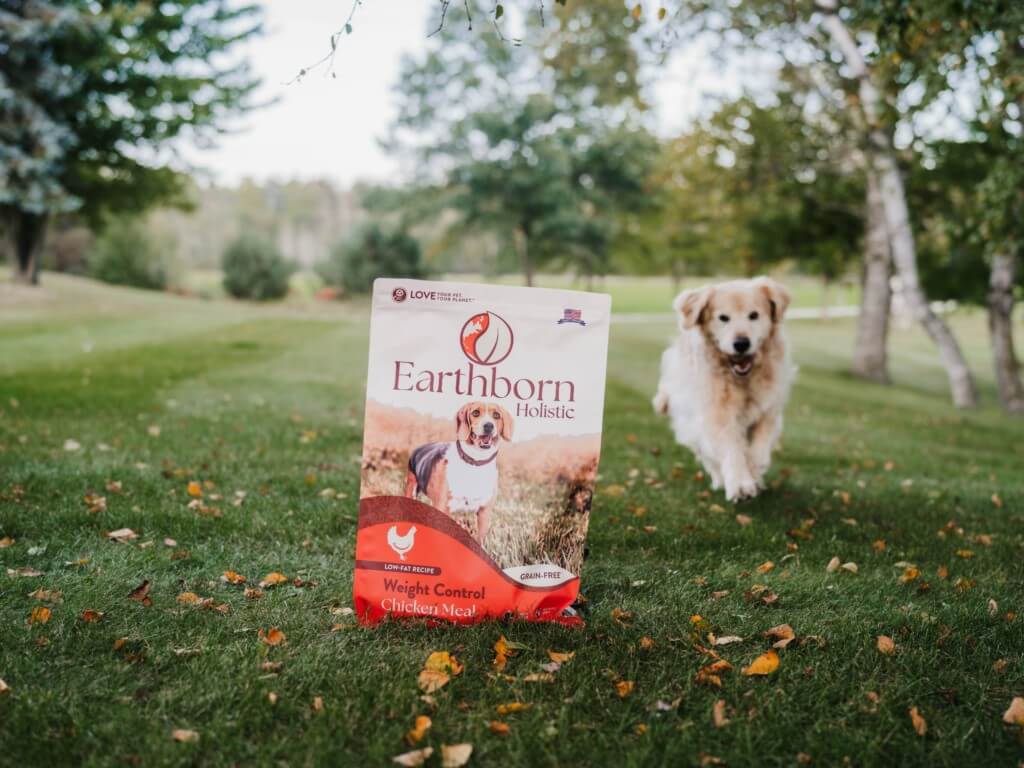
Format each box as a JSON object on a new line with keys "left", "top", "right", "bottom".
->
{"left": 1, "top": 273, "right": 1021, "bottom": 767}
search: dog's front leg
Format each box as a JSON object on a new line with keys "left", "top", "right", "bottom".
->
{"left": 747, "top": 411, "right": 782, "bottom": 487}
{"left": 711, "top": 418, "right": 758, "bottom": 501}
{"left": 476, "top": 506, "right": 491, "bottom": 544}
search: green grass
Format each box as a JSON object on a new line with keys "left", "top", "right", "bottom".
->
{"left": 1, "top": 273, "right": 1021, "bottom": 768}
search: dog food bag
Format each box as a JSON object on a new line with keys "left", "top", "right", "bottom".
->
{"left": 354, "top": 278, "right": 612, "bottom": 625}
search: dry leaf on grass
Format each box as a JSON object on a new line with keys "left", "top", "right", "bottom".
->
{"left": 127, "top": 580, "right": 152, "bottom": 606}
{"left": 826, "top": 556, "right": 840, "bottom": 573}
{"left": 258, "top": 627, "right": 286, "bottom": 646}
{"left": 172, "top": 729, "right": 199, "bottom": 743}
{"left": 1003, "top": 697, "right": 1024, "bottom": 726}
{"left": 639, "top": 636, "right": 655, "bottom": 650}
{"left": 547, "top": 650, "right": 574, "bottom": 664}
{"left": 493, "top": 635, "right": 514, "bottom": 671}
{"left": 104, "top": 528, "right": 138, "bottom": 542}
{"left": 187, "top": 481, "right": 202, "bottom": 498}
{"left": 909, "top": 706, "right": 927, "bottom": 736}
{"left": 764, "top": 624, "right": 795, "bottom": 649}
{"left": 496, "top": 702, "right": 531, "bottom": 715}
{"left": 756, "top": 561, "right": 775, "bottom": 574}
{"left": 713, "top": 635, "right": 743, "bottom": 646}
{"left": 259, "top": 572, "right": 289, "bottom": 588}
{"left": 418, "top": 651, "right": 463, "bottom": 693}
{"left": 81, "top": 609, "right": 104, "bottom": 623}
{"left": 899, "top": 567, "right": 920, "bottom": 584}
{"left": 523, "top": 672, "right": 555, "bottom": 683}
{"left": 221, "top": 571, "right": 247, "bottom": 585}
{"left": 736, "top": 514, "right": 753, "bottom": 526}
{"left": 876, "top": 636, "right": 896, "bottom": 656}
{"left": 28, "top": 606, "right": 51, "bottom": 625}
{"left": 841, "top": 562, "right": 859, "bottom": 574}
{"left": 177, "top": 592, "right": 202, "bottom": 604}
{"left": 488, "top": 720, "right": 510, "bottom": 736}
{"left": 392, "top": 747, "right": 433, "bottom": 766}
{"left": 29, "top": 588, "right": 62, "bottom": 603}
{"left": 0, "top": 679, "right": 9, "bottom": 694}
{"left": 245, "top": 588, "right": 264, "bottom": 600}
{"left": 0, "top": 536, "right": 14, "bottom": 548}
{"left": 742, "top": 650, "right": 779, "bottom": 676}
{"left": 405, "top": 715, "right": 432, "bottom": 745}
{"left": 712, "top": 699, "right": 730, "bottom": 728}
{"left": 440, "top": 743, "right": 473, "bottom": 768}
{"left": 312, "top": 696, "right": 324, "bottom": 713}
{"left": 616, "top": 680, "right": 635, "bottom": 698}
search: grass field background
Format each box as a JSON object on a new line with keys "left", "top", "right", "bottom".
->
{"left": 1, "top": 272, "right": 1022, "bottom": 767}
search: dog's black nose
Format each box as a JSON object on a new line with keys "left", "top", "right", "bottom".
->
{"left": 733, "top": 336, "right": 751, "bottom": 353}
{"left": 482, "top": 422, "right": 495, "bottom": 434}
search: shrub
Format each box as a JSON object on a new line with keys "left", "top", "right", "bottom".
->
{"left": 221, "top": 235, "right": 294, "bottom": 300}
{"left": 90, "top": 218, "right": 174, "bottom": 291}
{"left": 319, "top": 224, "right": 426, "bottom": 295}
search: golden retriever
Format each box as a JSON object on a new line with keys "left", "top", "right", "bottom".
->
{"left": 653, "top": 278, "right": 794, "bottom": 501}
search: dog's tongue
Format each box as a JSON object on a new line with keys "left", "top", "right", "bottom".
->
{"left": 731, "top": 357, "right": 754, "bottom": 376}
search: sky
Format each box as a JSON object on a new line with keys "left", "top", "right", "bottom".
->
{"left": 182, "top": 1, "right": 749, "bottom": 189}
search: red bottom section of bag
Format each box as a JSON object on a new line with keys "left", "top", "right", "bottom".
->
{"left": 354, "top": 496, "right": 582, "bottom": 626}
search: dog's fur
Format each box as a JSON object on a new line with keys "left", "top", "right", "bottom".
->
{"left": 653, "top": 277, "right": 794, "bottom": 501}
{"left": 405, "top": 401, "right": 513, "bottom": 542}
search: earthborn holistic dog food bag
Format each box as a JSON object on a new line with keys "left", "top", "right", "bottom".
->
{"left": 354, "top": 278, "right": 612, "bottom": 625}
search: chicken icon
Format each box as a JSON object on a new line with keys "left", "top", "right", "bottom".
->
{"left": 387, "top": 525, "right": 417, "bottom": 561}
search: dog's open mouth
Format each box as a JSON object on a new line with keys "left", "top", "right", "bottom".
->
{"left": 475, "top": 433, "right": 495, "bottom": 449}
{"left": 729, "top": 354, "right": 755, "bottom": 377}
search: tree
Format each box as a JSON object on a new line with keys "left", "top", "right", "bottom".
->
{"left": 0, "top": 0, "right": 260, "bottom": 284}
{"left": 222, "top": 235, "right": 293, "bottom": 301}
{"left": 90, "top": 215, "right": 176, "bottom": 291}
{"left": 319, "top": 224, "right": 427, "bottom": 295}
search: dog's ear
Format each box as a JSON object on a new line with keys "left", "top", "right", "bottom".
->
{"left": 455, "top": 404, "right": 473, "bottom": 440}
{"left": 756, "top": 277, "right": 791, "bottom": 322}
{"left": 497, "top": 405, "right": 514, "bottom": 442}
{"left": 674, "top": 286, "right": 712, "bottom": 329}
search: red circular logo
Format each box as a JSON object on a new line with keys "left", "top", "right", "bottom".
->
{"left": 391, "top": 287, "right": 407, "bottom": 303}
{"left": 460, "top": 311, "right": 514, "bottom": 366}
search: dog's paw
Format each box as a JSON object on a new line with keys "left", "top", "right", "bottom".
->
{"left": 726, "top": 479, "right": 760, "bottom": 502}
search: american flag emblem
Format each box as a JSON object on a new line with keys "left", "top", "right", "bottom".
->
{"left": 557, "top": 308, "right": 586, "bottom": 326}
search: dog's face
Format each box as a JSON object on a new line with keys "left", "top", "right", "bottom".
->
{"left": 456, "top": 401, "right": 513, "bottom": 450}
{"left": 675, "top": 278, "right": 791, "bottom": 378}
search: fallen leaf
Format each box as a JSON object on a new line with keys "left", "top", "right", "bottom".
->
{"left": 616, "top": 680, "right": 635, "bottom": 698}
{"left": 81, "top": 609, "right": 104, "bottom": 623}
{"left": 163, "top": 538, "right": 177, "bottom": 548}
{"left": 258, "top": 627, "right": 286, "bottom": 646}
{"left": 523, "top": 672, "right": 555, "bottom": 683}
{"left": 440, "top": 743, "right": 473, "bottom": 768}
{"left": 267, "top": 691, "right": 278, "bottom": 705}
{"left": 419, "top": 651, "right": 463, "bottom": 692}
{"left": 28, "top": 606, "right": 51, "bottom": 625}
{"left": 496, "top": 702, "right": 531, "bottom": 715}
{"left": 1003, "top": 697, "right": 1024, "bottom": 725}
{"left": 83, "top": 493, "right": 107, "bottom": 514}
{"left": 547, "top": 650, "right": 574, "bottom": 664}
{"left": 393, "top": 748, "right": 433, "bottom": 767}
{"left": 0, "top": 679, "right": 8, "bottom": 694}
{"left": 187, "top": 481, "right": 202, "bottom": 498}
{"left": 611, "top": 607, "right": 634, "bottom": 625}
{"left": 899, "top": 567, "right": 920, "bottom": 584}
{"left": 872, "top": 539, "right": 886, "bottom": 552}
{"left": 28, "top": 588, "right": 62, "bottom": 603}
{"left": 259, "top": 572, "right": 289, "bottom": 588}
{"left": 488, "top": 720, "right": 510, "bottom": 735}
{"left": 172, "top": 729, "right": 199, "bottom": 744}
{"left": 826, "top": 556, "right": 840, "bottom": 573}
{"left": 405, "top": 715, "right": 432, "bottom": 745}
{"left": 147, "top": 425, "right": 161, "bottom": 437}
{"left": 244, "top": 588, "right": 264, "bottom": 600}
{"left": 713, "top": 635, "right": 744, "bottom": 646}
{"left": 104, "top": 528, "right": 138, "bottom": 542}
{"left": 63, "top": 438, "right": 81, "bottom": 452}
{"left": 127, "top": 580, "right": 151, "bottom": 605}
{"left": 0, "top": 536, "right": 13, "bottom": 548}
{"left": 742, "top": 650, "right": 779, "bottom": 676}
{"left": 735, "top": 514, "right": 753, "bottom": 526}
{"left": 756, "top": 561, "right": 775, "bottom": 574}
{"left": 988, "top": 598, "right": 998, "bottom": 617}
{"left": 712, "top": 699, "right": 730, "bottom": 728}
{"left": 764, "top": 624, "right": 796, "bottom": 649}
{"left": 956, "top": 549, "right": 975, "bottom": 559}
{"left": 312, "top": 696, "right": 324, "bottom": 713}
{"left": 493, "top": 635, "right": 513, "bottom": 671}
{"left": 937, "top": 565, "right": 950, "bottom": 579}
{"left": 909, "top": 706, "right": 927, "bottom": 736}
{"left": 841, "top": 562, "right": 858, "bottom": 574}
{"left": 176, "top": 592, "right": 202, "bottom": 604}
{"left": 639, "top": 636, "right": 655, "bottom": 650}
{"left": 877, "top": 635, "right": 896, "bottom": 655}
{"left": 221, "top": 571, "right": 247, "bottom": 585}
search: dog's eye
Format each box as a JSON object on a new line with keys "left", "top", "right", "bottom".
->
{"left": 749, "top": 311, "right": 759, "bottom": 320}
{"left": 472, "top": 410, "right": 480, "bottom": 417}
{"left": 493, "top": 411, "right": 501, "bottom": 419}
{"left": 718, "top": 314, "right": 730, "bottom": 323}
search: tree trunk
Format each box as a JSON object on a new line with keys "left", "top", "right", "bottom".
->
{"left": 817, "top": 0, "right": 978, "bottom": 408}
{"left": 851, "top": 170, "right": 891, "bottom": 382}
{"left": 819, "top": 275, "right": 831, "bottom": 320}
{"left": 988, "top": 251, "right": 1024, "bottom": 414}
{"left": 8, "top": 211, "right": 48, "bottom": 285}
{"left": 513, "top": 226, "right": 533, "bottom": 287}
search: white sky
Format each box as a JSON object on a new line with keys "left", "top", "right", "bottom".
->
{"left": 182, "top": 1, "right": 749, "bottom": 188}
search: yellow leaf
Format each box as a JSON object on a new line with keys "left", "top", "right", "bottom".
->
{"left": 489, "top": 720, "right": 510, "bottom": 735}
{"left": 393, "top": 747, "right": 433, "bottom": 766}
{"left": 616, "top": 680, "right": 635, "bottom": 698}
{"left": 405, "top": 715, "right": 432, "bottom": 745}
{"left": 28, "top": 606, "right": 51, "bottom": 625}
{"left": 657, "top": 6, "right": 667, "bottom": 20}
{"left": 522, "top": 672, "right": 555, "bottom": 683}
{"left": 172, "top": 729, "right": 199, "bottom": 743}
{"left": 258, "top": 627, "right": 286, "bottom": 646}
{"left": 909, "top": 706, "right": 927, "bottom": 736}
{"left": 876, "top": 635, "right": 896, "bottom": 655}
{"left": 418, "top": 669, "right": 450, "bottom": 693}
{"left": 639, "top": 636, "right": 655, "bottom": 650}
{"left": 764, "top": 623, "right": 795, "bottom": 649}
{"left": 496, "top": 702, "right": 531, "bottom": 715}
{"left": 712, "top": 699, "right": 730, "bottom": 728}
{"left": 956, "top": 549, "right": 975, "bottom": 559}
{"left": 425, "top": 651, "right": 463, "bottom": 676}
{"left": 29, "top": 588, "right": 62, "bottom": 603}
{"left": 826, "top": 556, "right": 840, "bottom": 573}
{"left": 0, "top": 536, "right": 14, "bottom": 548}
{"left": 440, "top": 743, "right": 473, "bottom": 768}
{"left": 756, "top": 561, "right": 775, "bottom": 574}
{"left": 187, "top": 481, "right": 202, "bottom": 498}
{"left": 1003, "top": 697, "right": 1024, "bottom": 725}
{"left": 221, "top": 571, "right": 247, "bottom": 585}
{"left": 547, "top": 650, "right": 574, "bottom": 664}
{"left": 742, "top": 650, "right": 779, "bottom": 676}
{"left": 176, "top": 592, "right": 202, "bottom": 604}
{"left": 245, "top": 588, "right": 264, "bottom": 600}
{"left": 899, "top": 567, "right": 920, "bottom": 583}
{"left": 259, "top": 572, "right": 289, "bottom": 588}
